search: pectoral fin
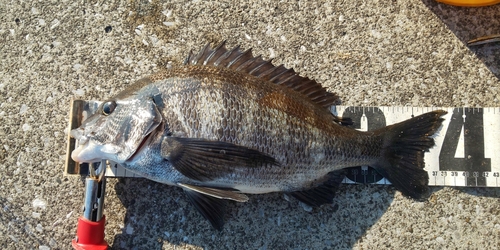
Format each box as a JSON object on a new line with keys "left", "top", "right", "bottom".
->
{"left": 161, "top": 137, "right": 278, "bottom": 181}
{"left": 178, "top": 183, "right": 249, "bottom": 202}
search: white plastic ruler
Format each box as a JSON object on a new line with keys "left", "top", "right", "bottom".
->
{"left": 65, "top": 101, "right": 500, "bottom": 187}
{"left": 333, "top": 106, "right": 500, "bottom": 187}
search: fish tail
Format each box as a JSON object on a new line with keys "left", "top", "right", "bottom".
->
{"left": 372, "top": 110, "right": 447, "bottom": 199}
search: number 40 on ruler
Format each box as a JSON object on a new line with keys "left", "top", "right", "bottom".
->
{"left": 333, "top": 106, "right": 500, "bottom": 187}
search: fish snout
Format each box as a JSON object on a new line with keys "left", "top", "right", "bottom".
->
{"left": 70, "top": 128, "right": 89, "bottom": 145}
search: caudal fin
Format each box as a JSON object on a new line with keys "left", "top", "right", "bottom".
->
{"left": 372, "top": 110, "right": 447, "bottom": 199}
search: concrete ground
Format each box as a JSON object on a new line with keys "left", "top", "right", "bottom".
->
{"left": 1, "top": 0, "right": 499, "bottom": 249}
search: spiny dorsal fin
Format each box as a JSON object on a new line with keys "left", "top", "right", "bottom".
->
{"left": 184, "top": 41, "right": 341, "bottom": 109}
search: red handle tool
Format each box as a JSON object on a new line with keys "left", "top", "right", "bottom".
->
{"left": 72, "top": 161, "right": 109, "bottom": 250}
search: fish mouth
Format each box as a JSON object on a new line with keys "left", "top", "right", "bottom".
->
{"left": 71, "top": 139, "right": 103, "bottom": 163}
{"left": 70, "top": 128, "right": 104, "bottom": 163}
{"left": 70, "top": 127, "right": 154, "bottom": 164}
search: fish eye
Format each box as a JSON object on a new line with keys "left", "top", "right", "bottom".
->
{"left": 102, "top": 101, "right": 117, "bottom": 115}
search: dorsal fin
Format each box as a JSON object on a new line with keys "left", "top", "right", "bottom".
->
{"left": 184, "top": 41, "right": 341, "bottom": 109}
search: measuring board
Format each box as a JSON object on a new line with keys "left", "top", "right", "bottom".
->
{"left": 65, "top": 100, "right": 500, "bottom": 187}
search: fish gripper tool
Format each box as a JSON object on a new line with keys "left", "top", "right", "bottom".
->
{"left": 72, "top": 160, "right": 109, "bottom": 250}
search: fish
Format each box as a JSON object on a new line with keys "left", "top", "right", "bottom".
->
{"left": 70, "top": 41, "right": 447, "bottom": 230}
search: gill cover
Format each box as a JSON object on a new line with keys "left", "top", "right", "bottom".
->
{"left": 71, "top": 94, "right": 162, "bottom": 164}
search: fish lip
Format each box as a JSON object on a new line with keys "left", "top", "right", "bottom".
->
{"left": 70, "top": 133, "right": 102, "bottom": 163}
{"left": 71, "top": 139, "right": 91, "bottom": 163}
{"left": 71, "top": 141, "right": 108, "bottom": 163}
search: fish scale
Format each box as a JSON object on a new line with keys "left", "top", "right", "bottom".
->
{"left": 156, "top": 68, "right": 338, "bottom": 182}
{"left": 68, "top": 42, "right": 446, "bottom": 229}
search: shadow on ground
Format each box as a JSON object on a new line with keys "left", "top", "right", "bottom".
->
{"left": 454, "top": 186, "right": 500, "bottom": 198}
{"left": 422, "top": 0, "right": 500, "bottom": 79}
{"left": 110, "top": 178, "right": 395, "bottom": 249}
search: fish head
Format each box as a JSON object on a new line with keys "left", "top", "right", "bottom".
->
{"left": 70, "top": 95, "right": 162, "bottom": 164}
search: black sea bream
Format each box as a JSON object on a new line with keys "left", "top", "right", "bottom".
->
{"left": 70, "top": 42, "right": 446, "bottom": 229}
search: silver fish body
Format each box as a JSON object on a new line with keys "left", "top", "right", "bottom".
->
{"left": 70, "top": 42, "right": 446, "bottom": 229}
{"left": 124, "top": 68, "right": 378, "bottom": 191}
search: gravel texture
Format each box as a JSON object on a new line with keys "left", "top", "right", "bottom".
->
{"left": 1, "top": 0, "right": 499, "bottom": 249}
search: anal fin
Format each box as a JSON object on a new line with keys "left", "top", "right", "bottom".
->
{"left": 289, "top": 170, "right": 346, "bottom": 207}
{"left": 178, "top": 183, "right": 248, "bottom": 202}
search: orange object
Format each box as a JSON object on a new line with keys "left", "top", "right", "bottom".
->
{"left": 436, "top": 0, "right": 500, "bottom": 6}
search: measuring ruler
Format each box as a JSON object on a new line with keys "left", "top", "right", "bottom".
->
{"left": 333, "top": 106, "right": 500, "bottom": 187}
{"left": 65, "top": 101, "right": 500, "bottom": 187}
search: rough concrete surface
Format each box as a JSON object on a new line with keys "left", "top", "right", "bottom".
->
{"left": 1, "top": 0, "right": 499, "bottom": 249}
